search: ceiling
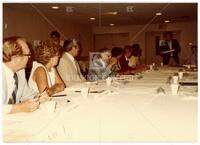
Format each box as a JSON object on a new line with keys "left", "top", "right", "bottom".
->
{"left": 3, "top": 3, "right": 197, "bottom": 26}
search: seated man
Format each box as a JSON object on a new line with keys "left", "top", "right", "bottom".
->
{"left": 111, "top": 47, "right": 141, "bottom": 75}
{"left": 118, "top": 45, "right": 145, "bottom": 74}
{"left": 3, "top": 36, "right": 49, "bottom": 114}
{"left": 119, "top": 45, "right": 135, "bottom": 72}
{"left": 88, "top": 48, "right": 117, "bottom": 81}
{"left": 185, "top": 45, "right": 197, "bottom": 66}
{"left": 57, "top": 39, "right": 86, "bottom": 86}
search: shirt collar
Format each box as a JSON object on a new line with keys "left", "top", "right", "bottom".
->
{"left": 125, "top": 56, "right": 129, "bottom": 61}
{"left": 65, "top": 52, "right": 75, "bottom": 62}
{"left": 3, "top": 63, "right": 14, "bottom": 78}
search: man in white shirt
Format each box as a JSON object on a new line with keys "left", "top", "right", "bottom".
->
{"left": 57, "top": 39, "right": 85, "bottom": 86}
{"left": 3, "top": 36, "right": 48, "bottom": 114}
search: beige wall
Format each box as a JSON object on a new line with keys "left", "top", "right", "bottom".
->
{"left": 93, "top": 22, "right": 197, "bottom": 64}
{"left": 3, "top": 6, "right": 197, "bottom": 63}
{"left": 3, "top": 7, "right": 93, "bottom": 57}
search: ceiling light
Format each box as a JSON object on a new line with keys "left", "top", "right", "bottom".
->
{"left": 164, "top": 20, "right": 170, "bottom": 23}
{"left": 110, "top": 24, "right": 115, "bottom": 26}
{"left": 189, "top": 43, "right": 193, "bottom": 46}
{"left": 112, "top": 12, "right": 118, "bottom": 15}
{"left": 90, "top": 17, "right": 96, "bottom": 20}
{"left": 156, "top": 12, "right": 162, "bottom": 16}
{"left": 106, "top": 11, "right": 118, "bottom": 15}
{"left": 52, "top": 6, "right": 59, "bottom": 9}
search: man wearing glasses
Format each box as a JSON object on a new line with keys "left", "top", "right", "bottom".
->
{"left": 57, "top": 39, "right": 86, "bottom": 86}
{"left": 2, "top": 36, "right": 48, "bottom": 114}
{"left": 88, "top": 47, "right": 117, "bottom": 81}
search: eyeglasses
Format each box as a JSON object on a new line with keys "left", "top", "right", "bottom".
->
{"left": 73, "top": 45, "right": 79, "bottom": 49}
{"left": 22, "top": 53, "right": 31, "bottom": 58}
{"left": 105, "top": 52, "right": 111, "bottom": 57}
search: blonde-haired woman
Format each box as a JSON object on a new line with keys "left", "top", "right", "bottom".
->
{"left": 28, "top": 41, "right": 65, "bottom": 97}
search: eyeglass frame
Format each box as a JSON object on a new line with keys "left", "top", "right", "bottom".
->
{"left": 21, "top": 53, "right": 32, "bottom": 58}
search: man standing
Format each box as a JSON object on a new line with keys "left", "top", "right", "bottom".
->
{"left": 160, "top": 31, "right": 181, "bottom": 65}
{"left": 3, "top": 36, "right": 48, "bottom": 114}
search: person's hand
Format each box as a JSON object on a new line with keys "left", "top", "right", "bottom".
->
{"left": 46, "top": 84, "right": 65, "bottom": 96}
{"left": 142, "top": 65, "right": 148, "bottom": 71}
{"left": 19, "top": 98, "right": 39, "bottom": 112}
{"left": 136, "top": 65, "right": 146, "bottom": 72}
{"left": 109, "top": 58, "right": 118, "bottom": 66}
{"left": 130, "top": 69, "right": 137, "bottom": 74}
{"left": 123, "top": 69, "right": 133, "bottom": 75}
{"left": 38, "top": 91, "right": 51, "bottom": 103}
{"left": 55, "top": 84, "right": 65, "bottom": 92}
{"left": 116, "top": 73, "right": 120, "bottom": 77}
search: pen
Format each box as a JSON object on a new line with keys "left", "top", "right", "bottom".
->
{"left": 51, "top": 94, "right": 70, "bottom": 102}
{"left": 38, "top": 87, "right": 48, "bottom": 98}
{"left": 43, "top": 86, "right": 48, "bottom": 92}
{"left": 52, "top": 94, "right": 67, "bottom": 97}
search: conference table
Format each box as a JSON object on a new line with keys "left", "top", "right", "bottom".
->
{"left": 3, "top": 66, "right": 198, "bottom": 142}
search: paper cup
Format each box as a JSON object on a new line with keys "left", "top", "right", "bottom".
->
{"left": 81, "top": 87, "right": 89, "bottom": 99}
{"left": 106, "top": 77, "right": 112, "bottom": 86}
{"left": 171, "top": 84, "right": 179, "bottom": 95}
{"left": 187, "top": 65, "right": 191, "bottom": 69}
{"left": 44, "top": 101, "right": 56, "bottom": 116}
{"left": 178, "top": 72, "right": 183, "bottom": 79}
{"left": 150, "top": 65, "right": 153, "bottom": 70}
{"left": 172, "top": 76, "right": 179, "bottom": 84}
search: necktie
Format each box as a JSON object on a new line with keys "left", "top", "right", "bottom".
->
{"left": 11, "top": 73, "right": 18, "bottom": 104}
{"left": 74, "top": 60, "right": 82, "bottom": 79}
{"left": 168, "top": 41, "right": 173, "bottom": 57}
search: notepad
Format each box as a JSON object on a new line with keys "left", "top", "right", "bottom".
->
{"left": 160, "top": 49, "right": 175, "bottom": 54}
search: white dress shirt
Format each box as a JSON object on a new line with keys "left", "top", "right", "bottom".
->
{"left": 3, "top": 64, "right": 15, "bottom": 103}
{"left": 65, "top": 52, "right": 77, "bottom": 70}
{"left": 3, "top": 63, "right": 15, "bottom": 113}
{"left": 65, "top": 52, "right": 83, "bottom": 78}
{"left": 3, "top": 64, "right": 37, "bottom": 114}
{"left": 167, "top": 41, "right": 173, "bottom": 57}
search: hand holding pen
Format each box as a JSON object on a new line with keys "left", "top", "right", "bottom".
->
{"left": 35, "top": 87, "right": 52, "bottom": 103}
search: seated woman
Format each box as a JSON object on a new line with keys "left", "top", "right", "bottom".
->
{"left": 128, "top": 44, "right": 140, "bottom": 67}
{"left": 129, "top": 44, "right": 146, "bottom": 70}
{"left": 88, "top": 47, "right": 117, "bottom": 81}
{"left": 28, "top": 41, "right": 65, "bottom": 96}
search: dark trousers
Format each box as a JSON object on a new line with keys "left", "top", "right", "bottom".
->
{"left": 163, "top": 54, "right": 179, "bottom": 65}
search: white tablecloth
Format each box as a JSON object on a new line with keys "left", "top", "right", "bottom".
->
{"left": 3, "top": 67, "right": 197, "bottom": 142}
